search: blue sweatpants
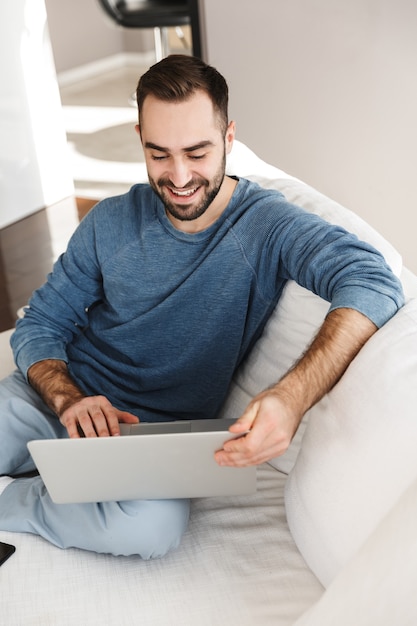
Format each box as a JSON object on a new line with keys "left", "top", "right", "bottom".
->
{"left": 0, "top": 371, "right": 190, "bottom": 558}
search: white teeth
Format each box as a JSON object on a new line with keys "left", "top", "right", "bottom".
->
{"left": 171, "top": 188, "right": 196, "bottom": 196}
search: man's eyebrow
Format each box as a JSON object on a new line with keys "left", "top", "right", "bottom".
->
{"left": 144, "top": 140, "right": 214, "bottom": 153}
{"left": 144, "top": 142, "right": 169, "bottom": 152}
{"left": 183, "top": 141, "right": 214, "bottom": 153}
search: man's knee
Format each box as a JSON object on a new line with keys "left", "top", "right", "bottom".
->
{"left": 105, "top": 498, "right": 190, "bottom": 558}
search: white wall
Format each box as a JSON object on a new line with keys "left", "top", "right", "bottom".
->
{"left": 0, "top": 0, "right": 74, "bottom": 228}
{"left": 203, "top": 0, "right": 417, "bottom": 273}
{"left": 45, "top": 0, "right": 152, "bottom": 73}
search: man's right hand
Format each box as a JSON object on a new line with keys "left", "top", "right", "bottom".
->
{"left": 27, "top": 359, "right": 139, "bottom": 438}
{"left": 59, "top": 395, "right": 139, "bottom": 438}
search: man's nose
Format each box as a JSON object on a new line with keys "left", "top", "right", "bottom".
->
{"left": 168, "top": 159, "right": 192, "bottom": 189}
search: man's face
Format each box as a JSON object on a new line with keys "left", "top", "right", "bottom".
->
{"left": 137, "top": 91, "right": 235, "bottom": 232}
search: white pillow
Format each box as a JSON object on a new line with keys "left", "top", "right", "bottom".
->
{"left": 226, "top": 139, "right": 295, "bottom": 181}
{"left": 219, "top": 172, "right": 402, "bottom": 474}
{"left": 0, "top": 329, "right": 15, "bottom": 380}
{"left": 285, "top": 298, "right": 417, "bottom": 586}
{"left": 294, "top": 475, "right": 417, "bottom": 626}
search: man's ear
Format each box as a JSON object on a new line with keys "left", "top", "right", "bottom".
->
{"left": 225, "top": 120, "right": 236, "bottom": 155}
{"left": 135, "top": 124, "right": 141, "bottom": 138}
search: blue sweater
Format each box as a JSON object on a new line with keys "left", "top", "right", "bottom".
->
{"left": 11, "top": 178, "right": 404, "bottom": 422}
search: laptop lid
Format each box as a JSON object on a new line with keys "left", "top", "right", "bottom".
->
{"left": 27, "top": 419, "right": 256, "bottom": 503}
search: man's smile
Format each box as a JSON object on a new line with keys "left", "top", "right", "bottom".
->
{"left": 168, "top": 186, "right": 199, "bottom": 198}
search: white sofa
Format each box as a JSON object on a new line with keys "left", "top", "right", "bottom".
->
{"left": 1, "top": 141, "right": 417, "bottom": 625}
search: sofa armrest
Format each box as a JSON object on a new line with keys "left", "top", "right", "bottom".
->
{"left": 401, "top": 266, "right": 417, "bottom": 298}
{"left": 285, "top": 298, "right": 417, "bottom": 586}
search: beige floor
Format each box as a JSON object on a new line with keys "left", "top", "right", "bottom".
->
{"left": 60, "top": 65, "right": 150, "bottom": 199}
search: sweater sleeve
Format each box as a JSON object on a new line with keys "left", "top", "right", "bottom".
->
{"left": 11, "top": 209, "right": 104, "bottom": 379}
{"left": 236, "top": 188, "right": 405, "bottom": 328}
{"left": 276, "top": 208, "right": 405, "bottom": 327}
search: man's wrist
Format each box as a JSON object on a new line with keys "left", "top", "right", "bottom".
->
{"left": 269, "top": 375, "right": 310, "bottom": 422}
{"left": 27, "top": 359, "right": 86, "bottom": 418}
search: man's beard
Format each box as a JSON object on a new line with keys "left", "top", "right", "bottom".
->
{"left": 149, "top": 153, "right": 226, "bottom": 223}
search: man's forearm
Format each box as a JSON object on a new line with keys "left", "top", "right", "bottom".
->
{"left": 273, "top": 307, "right": 378, "bottom": 418}
{"left": 27, "top": 359, "right": 86, "bottom": 418}
{"left": 217, "top": 307, "right": 379, "bottom": 466}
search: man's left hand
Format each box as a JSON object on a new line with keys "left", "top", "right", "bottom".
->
{"left": 214, "top": 389, "right": 301, "bottom": 467}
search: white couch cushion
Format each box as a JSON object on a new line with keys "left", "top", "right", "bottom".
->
{"left": 285, "top": 298, "right": 417, "bottom": 586}
{"left": 219, "top": 172, "right": 403, "bottom": 474}
{"left": 0, "top": 329, "right": 15, "bottom": 380}
{"left": 226, "top": 139, "right": 296, "bottom": 181}
{"left": 294, "top": 474, "right": 417, "bottom": 626}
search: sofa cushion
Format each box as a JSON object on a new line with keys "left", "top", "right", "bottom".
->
{"left": 285, "top": 298, "right": 417, "bottom": 586}
{"left": 226, "top": 139, "right": 295, "bottom": 181}
{"left": 0, "top": 329, "right": 15, "bottom": 380}
{"left": 219, "top": 172, "right": 403, "bottom": 474}
{"left": 293, "top": 474, "right": 417, "bottom": 626}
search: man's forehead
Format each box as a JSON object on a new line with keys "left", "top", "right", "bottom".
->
{"left": 140, "top": 91, "right": 217, "bottom": 124}
{"left": 140, "top": 92, "right": 223, "bottom": 149}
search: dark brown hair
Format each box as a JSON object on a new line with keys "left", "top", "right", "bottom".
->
{"left": 136, "top": 55, "right": 229, "bottom": 134}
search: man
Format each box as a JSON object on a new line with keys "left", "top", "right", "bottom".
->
{"left": 0, "top": 55, "right": 404, "bottom": 557}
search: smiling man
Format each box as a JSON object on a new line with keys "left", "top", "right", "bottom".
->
{"left": 0, "top": 55, "right": 404, "bottom": 558}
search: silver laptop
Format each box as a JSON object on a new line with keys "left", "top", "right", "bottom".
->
{"left": 27, "top": 419, "right": 257, "bottom": 503}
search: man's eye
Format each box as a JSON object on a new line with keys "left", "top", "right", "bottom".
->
{"left": 151, "top": 155, "right": 167, "bottom": 161}
{"left": 189, "top": 154, "right": 205, "bottom": 160}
